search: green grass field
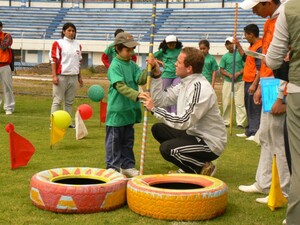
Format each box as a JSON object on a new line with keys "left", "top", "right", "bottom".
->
{"left": 0, "top": 78, "right": 287, "bottom": 225}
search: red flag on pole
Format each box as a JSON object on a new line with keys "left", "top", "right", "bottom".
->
{"left": 5, "top": 123, "right": 35, "bottom": 170}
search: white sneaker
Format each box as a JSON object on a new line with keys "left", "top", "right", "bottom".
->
{"left": 246, "top": 136, "right": 255, "bottom": 141}
{"left": 120, "top": 168, "right": 139, "bottom": 177}
{"left": 238, "top": 184, "right": 264, "bottom": 193}
{"left": 282, "top": 219, "right": 286, "bottom": 225}
{"left": 256, "top": 196, "right": 269, "bottom": 204}
{"left": 5, "top": 111, "right": 12, "bottom": 115}
{"left": 236, "top": 133, "right": 247, "bottom": 138}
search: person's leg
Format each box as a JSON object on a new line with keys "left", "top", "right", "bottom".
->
{"left": 64, "top": 75, "right": 78, "bottom": 118}
{"left": 172, "top": 77, "right": 181, "bottom": 87}
{"left": 284, "top": 116, "right": 292, "bottom": 175}
{"left": 254, "top": 112, "right": 272, "bottom": 194}
{"left": 51, "top": 75, "right": 66, "bottom": 114}
{"left": 234, "top": 81, "right": 246, "bottom": 127}
{"left": 0, "top": 65, "right": 15, "bottom": 113}
{"left": 120, "top": 124, "right": 136, "bottom": 169}
{"left": 162, "top": 78, "right": 177, "bottom": 113}
{"left": 244, "top": 82, "right": 251, "bottom": 136}
{"left": 152, "top": 123, "right": 187, "bottom": 144}
{"left": 248, "top": 85, "right": 262, "bottom": 136}
{"left": 162, "top": 78, "right": 173, "bottom": 91}
{"left": 159, "top": 135, "right": 218, "bottom": 174}
{"left": 222, "top": 81, "right": 231, "bottom": 126}
{"left": 105, "top": 126, "right": 122, "bottom": 171}
{"left": 269, "top": 113, "right": 290, "bottom": 197}
{"left": 169, "top": 77, "right": 181, "bottom": 113}
{"left": 286, "top": 93, "right": 300, "bottom": 225}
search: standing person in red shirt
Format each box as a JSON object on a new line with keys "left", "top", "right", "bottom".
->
{"left": 235, "top": 24, "right": 262, "bottom": 140}
{"left": 49, "top": 22, "right": 83, "bottom": 128}
{"left": 0, "top": 21, "right": 15, "bottom": 115}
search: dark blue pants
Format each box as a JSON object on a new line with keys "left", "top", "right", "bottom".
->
{"left": 105, "top": 124, "right": 135, "bottom": 171}
{"left": 244, "top": 82, "right": 262, "bottom": 137}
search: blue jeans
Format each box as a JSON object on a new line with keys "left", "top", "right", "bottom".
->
{"left": 105, "top": 124, "right": 135, "bottom": 171}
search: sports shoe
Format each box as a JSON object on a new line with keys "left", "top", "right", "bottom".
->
{"left": 236, "top": 133, "right": 247, "bottom": 138}
{"left": 69, "top": 124, "right": 75, "bottom": 129}
{"left": 237, "top": 125, "right": 244, "bottom": 129}
{"left": 246, "top": 135, "right": 255, "bottom": 141}
{"left": 282, "top": 219, "right": 286, "bottom": 225}
{"left": 256, "top": 196, "right": 269, "bottom": 204}
{"left": 5, "top": 111, "right": 12, "bottom": 115}
{"left": 120, "top": 168, "right": 139, "bottom": 177}
{"left": 238, "top": 184, "right": 264, "bottom": 193}
{"left": 200, "top": 162, "right": 216, "bottom": 176}
{"left": 168, "top": 168, "right": 185, "bottom": 174}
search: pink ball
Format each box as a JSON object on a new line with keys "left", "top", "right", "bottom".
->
{"left": 78, "top": 104, "right": 93, "bottom": 120}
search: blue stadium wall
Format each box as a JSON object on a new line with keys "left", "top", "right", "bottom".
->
{"left": 0, "top": 0, "right": 264, "bottom": 69}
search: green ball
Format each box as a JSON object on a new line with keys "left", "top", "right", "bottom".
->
{"left": 87, "top": 85, "right": 104, "bottom": 102}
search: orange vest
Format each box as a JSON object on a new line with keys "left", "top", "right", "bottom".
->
{"left": 243, "top": 39, "right": 262, "bottom": 82}
{"left": 260, "top": 17, "right": 277, "bottom": 78}
{"left": 0, "top": 32, "right": 12, "bottom": 65}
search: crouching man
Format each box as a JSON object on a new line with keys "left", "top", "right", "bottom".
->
{"left": 140, "top": 47, "right": 227, "bottom": 176}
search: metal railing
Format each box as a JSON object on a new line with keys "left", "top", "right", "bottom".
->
{"left": 3, "top": 0, "right": 229, "bottom": 8}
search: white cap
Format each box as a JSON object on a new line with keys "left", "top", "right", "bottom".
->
{"left": 239, "top": 0, "right": 270, "bottom": 10}
{"left": 225, "top": 37, "right": 234, "bottom": 43}
{"left": 165, "top": 35, "right": 177, "bottom": 43}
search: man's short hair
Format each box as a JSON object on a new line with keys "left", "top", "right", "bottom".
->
{"left": 244, "top": 24, "right": 260, "bottom": 37}
{"left": 181, "top": 47, "right": 204, "bottom": 74}
{"left": 0, "top": 21, "right": 3, "bottom": 27}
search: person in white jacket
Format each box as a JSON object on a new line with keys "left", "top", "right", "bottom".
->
{"left": 140, "top": 47, "right": 227, "bottom": 175}
{"left": 49, "top": 22, "right": 83, "bottom": 128}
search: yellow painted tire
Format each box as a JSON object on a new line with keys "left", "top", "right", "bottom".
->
{"left": 30, "top": 167, "right": 127, "bottom": 213}
{"left": 127, "top": 174, "right": 228, "bottom": 221}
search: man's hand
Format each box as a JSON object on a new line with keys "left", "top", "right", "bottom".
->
{"left": 248, "top": 83, "right": 257, "bottom": 95}
{"left": 253, "top": 85, "right": 262, "bottom": 105}
{"left": 139, "top": 92, "right": 154, "bottom": 111}
{"left": 146, "top": 57, "right": 161, "bottom": 77}
{"left": 271, "top": 98, "right": 286, "bottom": 115}
{"left": 52, "top": 75, "right": 59, "bottom": 85}
{"left": 78, "top": 76, "right": 83, "bottom": 87}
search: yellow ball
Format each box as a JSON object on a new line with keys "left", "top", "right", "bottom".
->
{"left": 51, "top": 110, "right": 71, "bottom": 129}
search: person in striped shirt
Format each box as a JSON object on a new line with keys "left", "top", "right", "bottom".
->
{"left": 140, "top": 47, "right": 227, "bottom": 176}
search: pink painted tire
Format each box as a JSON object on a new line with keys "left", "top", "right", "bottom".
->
{"left": 127, "top": 174, "right": 228, "bottom": 221}
{"left": 30, "top": 167, "right": 127, "bottom": 213}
